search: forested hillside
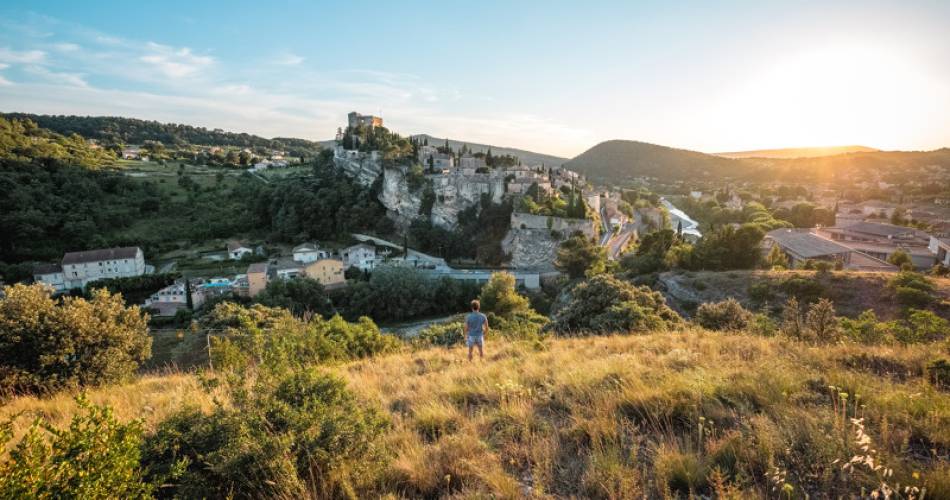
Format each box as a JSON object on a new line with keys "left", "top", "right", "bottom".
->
{"left": 0, "top": 119, "right": 384, "bottom": 283}
{"left": 0, "top": 113, "right": 323, "bottom": 156}
{"left": 566, "top": 139, "right": 950, "bottom": 184}
{"left": 566, "top": 139, "right": 758, "bottom": 182}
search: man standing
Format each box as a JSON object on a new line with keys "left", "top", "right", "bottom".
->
{"left": 464, "top": 299, "right": 489, "bottom": 361}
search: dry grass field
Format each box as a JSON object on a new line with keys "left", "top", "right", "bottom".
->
{"left": 5, "top": 329, "right": 947, "bottom": 498}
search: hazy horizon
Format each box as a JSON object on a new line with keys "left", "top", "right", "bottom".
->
{"left": 1, "top": 1, "right": 949, "bottom": 157}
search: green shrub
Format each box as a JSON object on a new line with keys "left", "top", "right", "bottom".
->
{"left": 894, "top": 286, "right": 933, "bottom": 309}
{"left": 416, "top": 321, "right": 464, "bottom": 347}
{"left": 889, "top": 271, "right": 935, "bottom": 309}
{"left": 547, "top": 274, "right": 681, "bottom": 335}
{"left": 694, "top": 299, "right": 753, "bottom": 331}
{"left": 0, "top": 284, "right": 152, "bottom": 395}
{"left": 204, "top": 302, "right": 399, "bottom": 373}
{"left": 747, "top": 281, "right": 775, "bottom": 305}
{"left": 0, "top": 395, "right": 161, "bottom": 499}
{"left": 780, "top": 277, "right": 825, "bottom": 303}
{"left": 143, "top": 370, "right": 389, "bottom": 499}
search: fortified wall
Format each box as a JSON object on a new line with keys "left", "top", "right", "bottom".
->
{"left": 503, "top": 213, "right": 598, "bottom": 270}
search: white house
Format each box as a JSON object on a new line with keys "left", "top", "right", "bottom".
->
{"left": 144, "top": 282, "right": 205, "bottom": 316}
{"left": 342, "top": 243, "right": 378, "bottom": 271}
{"left": 292, "top": 243, "right": 330, "bottom": 263}
{"left": 929, "top": 236, "right": 950, "bottom": 267}
{"left": 33, "top": 263, "right": 66, "bottom": 293}
{"left": 60, "top": 247, "right": 146, "bottom": 290}
{"left": 227, "top": 240, "right": 253, "bottom": 260}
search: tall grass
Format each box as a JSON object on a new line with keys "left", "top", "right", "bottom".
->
{"left": 1, "top": 329, "right": 947, "bottom": 497}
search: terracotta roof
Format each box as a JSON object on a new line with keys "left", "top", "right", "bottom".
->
{"left": 62, "top": 247, "right": 140, "bottom": 265}
{"left": 33, "top": 263, "right": 63, "bottom": 275}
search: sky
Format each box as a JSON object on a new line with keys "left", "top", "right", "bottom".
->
{"left": 0, "top": 0, "right": 948, "bottom": 157}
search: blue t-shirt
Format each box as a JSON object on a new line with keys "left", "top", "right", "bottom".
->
{"left": 466, "top": 312, "right": 488, "bottom": 337}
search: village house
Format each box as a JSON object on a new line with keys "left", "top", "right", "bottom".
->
{"left": 246, "top": 262, "right": 270, "bottom": 298}
{"left": 32, "top": 263, "right": 66, "bottom": 293}
{"left": 458, "top": 155, "right": 486, "bottom": 174}
{"left": 814, "top": 222, "right": 934, "bottom": 269}
{"left": 762, "top": 229, "right": 895, "bottom": 271}
{"left": 856, "top": 200, "right": 899, "bottom": 219}
{"left": 930, "top": 236, "right": 950, "bottom": 267}
{"left": 143, "top": 281, "right": 205, "bottom": 317}
{"left": 34, "top": 246, "right": 147, "bottom": 291}
{"left": 292, "top": 243, "right": 330, "bottom": 263}
{"left": 303, "top": 258, "right": 346, "bottom": 288}
{"left": 274, "top": 259, "right": 305, "bottom": 280}
{"left": 227, "top": 240, "right": 253, "bottom": 260}
{"left": 341, "top": 243, "right": 378, "bottom": 271}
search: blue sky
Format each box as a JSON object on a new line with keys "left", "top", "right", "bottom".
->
{"left": 1, "top": 1, "right": 948, "bottom": 156}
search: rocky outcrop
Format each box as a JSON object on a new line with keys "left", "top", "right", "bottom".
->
{"left": 378, "top": 167, "right": 424, "bottom": 228}
{"left": 502, "top": 228, "right": 560, "bottom": 271}
{"left": 502, "top": 213, "right": 599, "bottom": 271}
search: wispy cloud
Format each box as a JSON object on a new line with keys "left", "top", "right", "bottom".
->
{"left": 25, "top": 66, "right": 88, "bottom": 88}
{"left": 0, "top": 15, "right": 592, "bottom": 156}
{"left": 274, "top": 52, "right": 304, "bottom": 66}
{"left": 0, "top": 47, "right": 46, "bottom": 64}
{"left": 52, "top": 42, "right": 80, "bottom": 52}
{"left": 140, "top": 42, "right": 214, "bottom": 79}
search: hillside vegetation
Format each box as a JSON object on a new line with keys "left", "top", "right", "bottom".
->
{"left": 0, "top": 113, "right": 323, "bottom": 157}
{"left": 658, "top": 270, "right": 950, "bottom": 320}
{"left": 566, "top": 139, "right": 752, "bottom": 182}
{"left": 566, "top": 139, "right": 950, "bottom": 184}
{"left": 715, "top": 145, "right": 879, "bottom": 159}
{"left": 412, "top": 134, "right": 568, "bottom": 167}
{"left": 2, "top": 332, "right": 948, "bottom": 498}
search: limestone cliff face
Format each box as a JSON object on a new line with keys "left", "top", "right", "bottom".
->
{"left": 378, "top": 166, "right": 506, "bottom": 230}
{"left": 378, "top": 167, "right": 424, "bottom": 228}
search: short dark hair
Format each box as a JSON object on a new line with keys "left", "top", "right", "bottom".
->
{"left": 471, "top": 299, "right": 480, "bottom": 311}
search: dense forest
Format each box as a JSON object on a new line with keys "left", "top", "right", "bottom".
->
{"left": 0, "top": 113, "right": 323, "bottom": 157}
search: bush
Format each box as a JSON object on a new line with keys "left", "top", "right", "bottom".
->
{"left": 143, "top": 370, "right": 389, "bottom": 499}
{"left": 694, "top": 299, "right": 753, "bottom": 331}
{"left": 780, "top": 297, "right": 840, "bottom": 344}
{"left": 0, "top": 284, "right": 151, "bottom": 395}
{"left": 780, "top": 277, "right": 825, "bottom": 303}
{"left": 0, "top": 395, "right": 160, "bottom": 499}
{"left": 204, "top": 302, "right": 399, "bottom": 373}
{"left": 478, "top": 272, "right": 531, "bottom": 319}
{"left": 415, "top": 321, "right": 464, "bottom": 347}
{"left": 547, "top": 274, "right": 681, "bottom": 335}
{"left": 894, "top": 286, "right": 933, "bottom": 309}
{"left": 256, "top": 277, "right": 333, "bottom": 317}
{"left": 889, "top": 271, "right": 935, "bottom": 309}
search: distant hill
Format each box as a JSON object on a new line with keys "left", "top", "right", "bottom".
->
{"left": 564, "top": 139, "right": 760, "bottom": 182}
{"left": 716, "top": 145, "right": 879, "bottom": 159}
{"left": 0, "top": 113, "right": 323, "bottom": 156}
{"left": 412, "top": 134, "right": 567, "bottom": 167}
{"left": 321, "top": 134, "right": 567, "bottom": 166}
{"left": 565, "top": 139, "right": 950, "bottom": 184}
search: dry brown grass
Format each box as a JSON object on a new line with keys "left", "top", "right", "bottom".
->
{"left": 2, "top": 330, "right": 948, "bottom": 497}
{"left": 334, "top": 330, "right": 950, "bottom": 498}
{"left": 0, "top": 372, "right": 210, "bottom": 447}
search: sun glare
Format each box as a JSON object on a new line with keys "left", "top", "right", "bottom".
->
{"left": 717, "top": 43, "right": 943, "bottom": 150}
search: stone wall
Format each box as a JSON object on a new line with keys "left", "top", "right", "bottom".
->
{"left": 509, "top": 212, "right": 597, "bottom": 239}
